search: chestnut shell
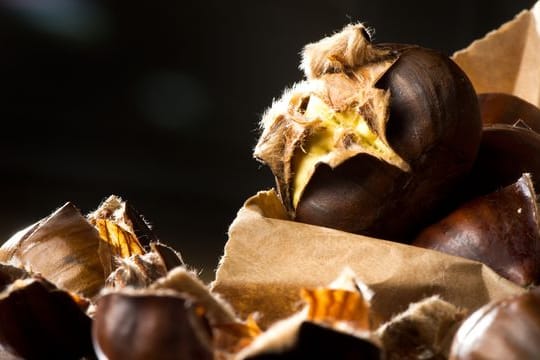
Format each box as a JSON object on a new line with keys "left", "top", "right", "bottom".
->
{"left": 450, "top": 288, "right": 540, "bottom": 359}
{"left": 463, "top": 94, "right": 540, "bottom": 198}
{"left": 245, "top": 321, "right": 380, "bottom": 359}
{"left": 295, "top": 45, "right": 481, "bottom": 241}
{"left": 92, "top": 291, "right": 213, "bottom": 360}
{"left": 478, "top": 93, "right": 540, "bottom": 131}
{"left": 413, "top": 174, "right": 540, "bottom": 287}
{"left": 0, "top": 278, "right": 93, "bottom": 360}
{"left": 467, "top": 124, "right": 540, "bottom": 199}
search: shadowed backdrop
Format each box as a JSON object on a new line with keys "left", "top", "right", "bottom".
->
{"left": 0, "top": 0, "right": 536, "bottom": 281}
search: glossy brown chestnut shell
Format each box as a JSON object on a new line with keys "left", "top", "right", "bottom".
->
{"left": 450, "top": 288, "right": 540, "bottom": 359}
{"left": 92, "top": 290, "right": 213, "bottom": 360}
{"left": 0, "top": 276, "right": 93, "bottom": 360}
{"left": 413, "top": 174, "right": 540, "bottom": 287}
{"left": 478, "top": 92, "right": 540, "bottom": 131}
{"left": 467, "top": 124, "right": 540, "bottom": 200}
{"left": 295, "top": 45, "right": 482, "bottom": 240}
{"left": 462, "top": 94, "right": 540, "bottom": 198}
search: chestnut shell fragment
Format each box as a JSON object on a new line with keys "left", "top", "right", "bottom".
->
{"left": 244, "top": 321, "right": 380, "bottom": 360}
{"left": 295, "top": 45, "right": 481, "bottom": 240}
{"left": 413, "top": 174, "right": 540, "bottom": 287}
{"left": 450, "top": 288, "right": 540, "bottom": 359}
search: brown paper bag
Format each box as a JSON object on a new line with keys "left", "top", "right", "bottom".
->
{"left": 452, "top": 2, "right": 540, "bottom": 107}
{"left": 212, "top": 2, "right": 539, "bottom": 328}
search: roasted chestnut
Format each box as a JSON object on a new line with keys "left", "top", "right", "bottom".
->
{"left": 478, "top": 92, "right": 540, "bottom": 131}
{"left": 467, "top": 124, "right": 540, "bottom": 201}
{"left": 413, "top": 174, "right": 540, "bottom": 287}
{"left": 450, "top": 288, "right": 540, "bottom": 359}
{"left": 0, "top": 275, "right": 93, "bottom": 360}
{"left": 92, "top": 290, "right": 213, "bottom": 360}
{"left": 254, "top": 23, "right": 482, "bottom": 240}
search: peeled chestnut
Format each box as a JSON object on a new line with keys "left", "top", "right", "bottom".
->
{"left": 450, "top": 288, "right": 540, "bottom": 359}
{"left": 413, "top": 174, "right": 540, "bottom": 287}
{"left": 254, "top": 23, "right": 481, "bottom": 240}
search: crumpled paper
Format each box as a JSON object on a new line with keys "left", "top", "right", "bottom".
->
{"left": 212, "top": 2, "right": 539, "bottom": 328}
{"left": 212, "top": 190, "right": 523, "bottom": 328}
{"left": 452, "top": 1, "right": 540, "bottom": 107}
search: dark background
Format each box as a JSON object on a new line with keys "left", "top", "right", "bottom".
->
{"left": 0, "top": 0, "right": 536, "bottom": 281}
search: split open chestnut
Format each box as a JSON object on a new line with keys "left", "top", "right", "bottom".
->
{"left": 254, "top": 23, "right": 481, "bottom": 240}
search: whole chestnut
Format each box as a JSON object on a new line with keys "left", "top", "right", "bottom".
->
{"left": 478, "top": 92, "right": 540, "bottom": 131}
{"left": 467, "top": 124, "right": 540, "bottom": 199}
{"left": 450, "top": 288, "right": 540, "bottom": 359}
{"left": 92, "top": 290, "right": 213, "bottom": 360}
{"left": 0, "top": 276, "right": 93, "bottom": 360}
{"left": 413, "top": 173, "right": 540, "bottom": 287}
{"left": 254, "top": 23, "right": 481, "bottom": 240}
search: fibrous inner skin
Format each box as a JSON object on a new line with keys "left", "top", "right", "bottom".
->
{"left": 292, "top": 94, "right": 409, "bottom": 208}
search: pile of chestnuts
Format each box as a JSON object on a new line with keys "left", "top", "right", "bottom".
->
{"left": 0, "top": 196, "right": 479, "bottom": 359}
{"left": 255, "top": 23, "right": 540, "bottom": 289}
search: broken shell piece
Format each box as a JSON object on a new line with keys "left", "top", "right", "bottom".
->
{"left": 237, "top": 317, "right": 380, "bottom": 359}
{"left": 375, "top": 295, "right": 466, "bottom": 359}
{"left": 92, "top": 289, "right": 213, "bottom": 360}
{"left": 0, "top": 203, "right": 107, "bottom": 299}
{"left": 236, "top": 268, "right": 380, "bottom": 359}
{"left": 0, "top": 277, "right": 93, "bottom": 360}
{"left": 105, "top": 243, "right": 185, "bottom": 289}
{"left": 105, "top": 251, "right": 169, "bottom": 288}
{"left": 450, "top": 288, "right": 540, "bottom": 359}
{"left": 87, "top": 194, "right": 159, "bottom": 247}
{"left": 0, "top": 195, "right": 185, "bottom": 299}
{"left": 301, "top": 288, "right": 371, "bottom": 333}
{"left": 414, "top": 173, "right": 540, "bottom": 287}
{"left": 150, "top": 241, "right": 185, "bottom": 270}
{"left": 88, "top": 195, "right": 165, "bottom": 254}
{"left": 291, "top": 267, "right": 378, "bottom": 335}
{"left": 151, "top": 266, "right": 254, "bottom": 356}
{"left": 151, "top": 266, "right": 237, "bottom": 325}
{"left": 93, "top": 217, "right": 146, "bottom": 277}
{"left": 89, "top": 195, "right": 184, "bottom": 288}
{"left": 213, "top": 314, "right": 263, "bottom": 356}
